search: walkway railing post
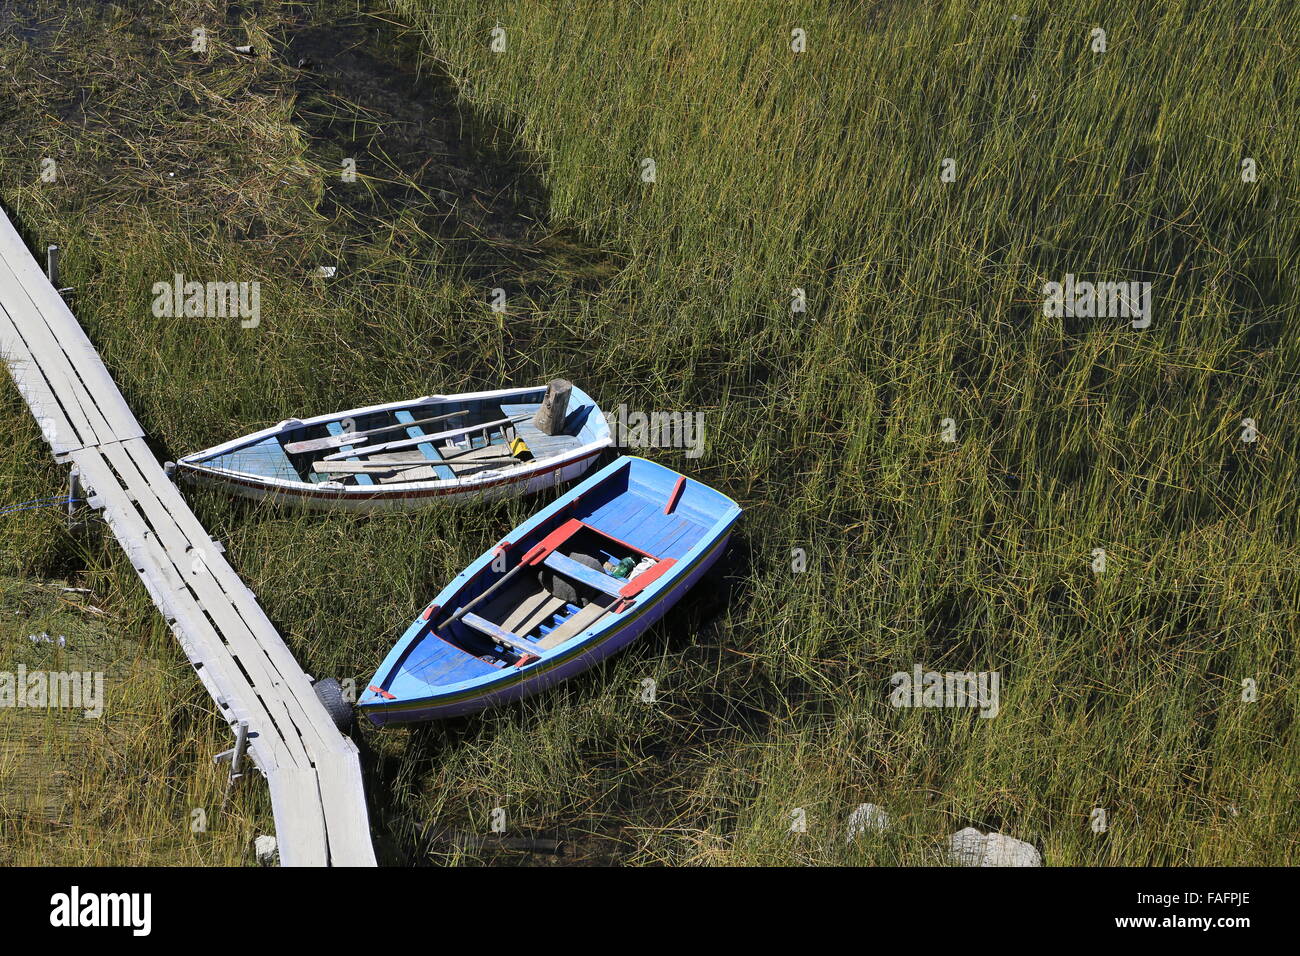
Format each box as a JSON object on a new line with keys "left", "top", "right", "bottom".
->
{"left": 67, "top": 466, "right": 84, "bottom": 531}
{"left": 46, "top": 244, "right": 71, "bottom": 293}
{"left": 217, "top": 721, "right": 250, "bottom": 810}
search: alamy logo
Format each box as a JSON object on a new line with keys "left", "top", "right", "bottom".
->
{"left": 0, "top": 666, "right": 103, "bottom": 718}
{"left": 611, "top": 404, "right": 705, "bottom": 458}
{"left": 1042, "top": 273, "right": 1152, "bottom": 329}
{"left": 151, "top": 273, "right": 261, "bottom": 328}
{"left": 50, "top": 886, "right": 151, "bottom": 936}
{"left": 889, "top": 665, "right": 1001, "bottom": 718}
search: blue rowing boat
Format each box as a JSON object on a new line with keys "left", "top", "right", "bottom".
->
{"left": 358, "top": 456, "right": 741, "bottom": 724}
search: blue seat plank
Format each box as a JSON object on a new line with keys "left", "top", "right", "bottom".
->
{"left": 394, "top": 410, "right": 456, "bottom": 480}
{"left": 461, "top": 613, "right": 548, "bottom": 657}
{"left": 542, "top": 552, "right": 625, "bottom": 598}
{"left": 327, "top": 421, "right": 372, "bottom": 486}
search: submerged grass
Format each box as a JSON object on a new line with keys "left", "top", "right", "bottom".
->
{"left": 1, "top": 0, "right": 1298, "bottom": 863}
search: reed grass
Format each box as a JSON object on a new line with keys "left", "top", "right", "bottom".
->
{"left": 1, "top": 0, "right": 1297, "bottom": 864}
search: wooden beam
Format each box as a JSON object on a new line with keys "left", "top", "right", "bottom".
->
{"left": 460, "top": 613, "right": 549, "bottom": 658}
{"left": 532, "top": 379, "right": 572, "bottom": 436}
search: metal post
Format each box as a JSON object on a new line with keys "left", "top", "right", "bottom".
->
{"left": 66, "top": 467, "right": 82, "bottom": 531}
{"left": 46, "top": 244, "right": 71, "bottom": 294}
{"left": 218, "top": 721, "right": 250, "bottom": 810}
{"left": 230, "top": 720, "right": 249, "bottom": 779}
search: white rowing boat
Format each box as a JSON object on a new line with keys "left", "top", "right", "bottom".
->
{"left": 171, "top": 383, "right": 612, "bottom": 511}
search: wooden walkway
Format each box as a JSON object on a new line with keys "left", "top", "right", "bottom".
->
{"left": 0, "top": 206, "right": 376, "bottom": 866}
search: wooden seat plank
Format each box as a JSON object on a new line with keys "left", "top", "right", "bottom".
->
{"left": 542, "top": 551, "right": 625, "bottom": 598}
{"left": 536, "top": 601, "right": 614, "bottom": 649}
{"left": 394, "top": 409, "right": 455, "bottom": 480}
{"left": 460, "top": 612, "right": 549, "bottom": 657}
{"left": 327, "top": 421, "right": 372, "bottom": 486}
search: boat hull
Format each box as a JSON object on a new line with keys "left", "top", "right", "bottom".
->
{"left": 360, "top": 527, "right": 733, "bottom": 724}
{"left": 175, "top": 446, "right": 605, "bottom": 512}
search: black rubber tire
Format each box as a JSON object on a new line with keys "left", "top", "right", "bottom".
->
{"left": 313, "top": 678, "right": 354, "bottom": 731}
{"left": 539, "top": 551, "right": 603, "bottom": 605}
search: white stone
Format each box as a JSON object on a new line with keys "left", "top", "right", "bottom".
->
{"left": 948, "top": 827, "right": 1041, "bottom": 867}
{"left": 254, "top": 834, "right": 279, "bottom": 865}
{"left": 845, "top": 803, "right": 890, "bottom": 842}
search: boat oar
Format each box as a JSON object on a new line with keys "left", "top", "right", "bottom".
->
{"left": 443, "top": 519, "right": 585, "bottom": 627}
{"left": 285, "top": 408, "right": 469, "bottom": 454}
{"left": 321, "top": 414, "right": 533, "bottom": 462}
{"left": 312, "top": 460, "right": 428, "bottom": 475}
{"left": 313, "top": 455, "right": 523, "bottom": 476}
{"left": 445, "top": 455, "right": 522, "bottom": 467}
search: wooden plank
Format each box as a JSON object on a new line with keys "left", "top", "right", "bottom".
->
{"left": 116, "top": 440, "right": 355, "bottom": 755}
{"left": 0, "top": 245, "right": 112, "bottom": 444}
{"left": 508, "top": 417, "right": 580, "bottom": 458}
{"left": 0, "top": 209, "right": 142, "bottom": 441}
{"left": 97, "top": 441, "right": 325, "bottom": 763}
{"left": 460, "top": 613, "right": 549, "bottom": 657}
{"left": 314, "top": 758, "right": 379, "bottom": 867}
{"left": 501, "top": 593, "right": 566, "bottom": 635}
{"left": 326, "top": 421, "right": 373, "bottom": 486}
{"left": 284, "top": 408, "right": 468, "bottom": 454}
{"left": 312, "top": 459, "right": 425, "bottom": 474}
{"left": 74, "top": 451, "right": 295, "bottom": 775}
{"left": 591, "top": 497, "right": 657, "bottom": 542}
{"left": 0, "top": 301, "right": 82, "bottom": 455}
{"left": 542, "top": 551, "right": 625, "bottom": 598}
{"left": 0, "top": 282, "right": 101, "bottom": 449}
{"left": 438, "top": 440, "right": 513, "bottom": 462}
{"left": 537, "top": 601, "right": 614, "bottom": 649}
{"left": 266, "top": 768, "right": 330, "bottom": 867}
{"left": 664, "top": 475, "right": 686, "bottom": 515}
{"left": 394, "top": 409, "right": 456, "bottom": 480}
{"left": 641, "top": 517, "right": 698, "bottom": 558}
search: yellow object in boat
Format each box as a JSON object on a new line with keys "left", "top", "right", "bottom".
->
{"left": 509, "top": 437, "right": 534, "bottom": 461}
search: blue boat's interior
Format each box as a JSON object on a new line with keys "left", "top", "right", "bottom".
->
{"left": 370, "top": 457, "right": 737, "bottom": 702}
{"left": 190, "top": 386, "right": 605, "bottom": 485}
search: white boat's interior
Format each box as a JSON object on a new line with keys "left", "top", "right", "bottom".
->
{"left": 184, "top": 386, "right": 606, "bottom": 487}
